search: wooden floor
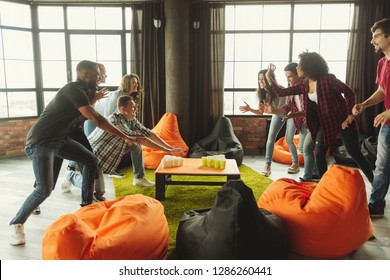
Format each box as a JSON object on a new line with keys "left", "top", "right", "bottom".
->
{"left": 0, "top": 154, "right": 389, "bottom": 260}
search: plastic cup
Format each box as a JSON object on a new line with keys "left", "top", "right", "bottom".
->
{"left": 207, "top": 157, "right": 214, "bottom": 167}
{"left": 201, "top": 157, "right": 208, "bottom": 166}
{"left": 220, "top": 159, "right": 226, "bottom": 169}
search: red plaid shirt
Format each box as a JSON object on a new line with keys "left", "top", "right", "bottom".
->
{"left": 271, "top": 74, "right": 357, "bottom": 146}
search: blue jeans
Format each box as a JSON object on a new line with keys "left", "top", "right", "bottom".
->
{"left": 10, "top": 138, "right": 97, "bottom": 225}
{"left": 126, "top": 142, "right": 145, "bottom": 179}
{"left": 68, "top": 168, "right": 105, "bottom": 195}
{"left": 265, "top": 114, "right": 286, "bottom": 165}
{"left": 300, "top": 127, "right": 318, "bottom": 180}
{"left": 284, "top": 118, "right": 299, "bottom": 164}
{"left": 369, "top": 124, "right": 390, "bottom": 211}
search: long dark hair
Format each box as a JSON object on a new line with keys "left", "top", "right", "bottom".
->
{"left": 256, "top": 69, "right": 276, "bottom": 104}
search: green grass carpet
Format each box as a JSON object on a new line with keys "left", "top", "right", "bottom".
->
{"left": 112, "top": 164, "right": 272, "bottom": 259}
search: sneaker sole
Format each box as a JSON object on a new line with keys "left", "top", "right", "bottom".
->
{"left": 370, "top": 213, "right": 384, "bottom": 218}
{"left": 108, "top": 175, "right": 125, "bottom": 179}
{"left": 288, "top": 169, "right": 300, "bottom": 174}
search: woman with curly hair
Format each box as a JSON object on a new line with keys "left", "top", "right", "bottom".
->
{"left": 265, "top": 51, "right": 373, "bottom": 182}
{"left": 239, "top": 69, "right": 287, "bottom": 176}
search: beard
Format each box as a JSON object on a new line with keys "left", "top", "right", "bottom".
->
{"left": 374, "top": 45, "right": 382, "bottom": 53}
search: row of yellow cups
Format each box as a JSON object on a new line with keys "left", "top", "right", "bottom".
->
{"left": 201, "top": 155, "right": 226, "bottom": 169}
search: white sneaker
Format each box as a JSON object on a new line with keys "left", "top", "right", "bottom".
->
{"left": 10, "top": 224, "right": 25, "bottom": 246}
{"left": 133, "top": 177, "right": 155, "bottom": 187}
{"left": 61, "top": 171, "right": 72, "bottom": 193}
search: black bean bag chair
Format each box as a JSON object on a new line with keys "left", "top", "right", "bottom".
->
{"left": 333, "top": 135, "right": 376, "bottom": 170}
{"left": 175, "top": 179, "right": 289, "bottom": 260}
{"left": 188, "top": 116, "right": 244, "bottom": 165}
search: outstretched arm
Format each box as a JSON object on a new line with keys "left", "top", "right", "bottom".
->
{"left": 353, "top": 86, "right": 386, "bottom": 115}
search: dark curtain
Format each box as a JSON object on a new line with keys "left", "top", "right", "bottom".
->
{"left": 131, "top": 2, "right": 166, "bottom": 129}
{"left": 346, "top": 0, "right": 390, "bottom": 136}
{"left": 189, "top": 3, "right": 225, "bottom": 145}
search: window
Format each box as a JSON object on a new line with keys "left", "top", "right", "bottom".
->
{"left": 224, "top": 3, "right": 354, "bottom": 116}
{"left": 0, "top": 1, "right": 133, "bottom": 119}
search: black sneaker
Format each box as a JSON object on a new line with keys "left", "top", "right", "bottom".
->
{"left": 32, "top": 206, "right": 41, "bottom": 215}
{"left": 108, "top": 170, "right": 125, "bottom": 179}
{"left": 312, "top": 174, "right": 321, "bottom": 181}
{"left": 369, "top": 206, "right": 384, "bottom": 218}
{"left": 93, "top": 192, "right": 106, "bottom": 202}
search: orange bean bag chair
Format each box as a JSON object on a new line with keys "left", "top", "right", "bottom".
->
{"left": 42, "top": 195, "right": 169, "bottom": 260}
{"left": 142, "top": 112, "right": 189, "bottom": 169}
{"left": 273, "top": 135, "right": 304, "bottom": 165}
{"left": 257, "top": 165, "right": 373, "bottom": 258}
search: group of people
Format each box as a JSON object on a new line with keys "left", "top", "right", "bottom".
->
{"left": 9, "top": 61, "right": 181, "bottom": 245}
{"left": 240, "top": 18, "right": 390, "bottom": 219}
{"left": 9, "top": 18, "right": 390, "bottom": 246}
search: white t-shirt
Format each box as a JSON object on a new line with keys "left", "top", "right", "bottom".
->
{"left": 294, "top": 95, "right": 302, "bottom": 111}
{"left": 308, "top": 92, "right": 318, "bottom": 104}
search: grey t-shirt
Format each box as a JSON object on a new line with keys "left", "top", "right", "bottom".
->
{"left": 26, "top": 81, "right": 91, "bottom": 145}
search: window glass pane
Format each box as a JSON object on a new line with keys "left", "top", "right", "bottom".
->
{"left": 319, "top": 33, "right": 349, "bottom": 61}
{"left": 125, "top": 7, "right": 133, "bottom": 30}
{"left": 224, "top": 62, "right": 233, "bottom": 88}
{"left": 41, "top": 61, "right": 67, "bottom": 88}
{"left": 292, "top": 33, "right": 320, "bottom": 60}
{"left": 234, "top": 62, "right": 261, "bottom": 88}
{"left": 225, "top": 34, "right": 234, "bottom": 61}
{"left": 262, "top": 33, "right": 289, "bottom": 61}
{"left": 225, "top": 6, "right": 235, "bottom": 31}
{"left": 234, "top": 34, "right": 262, "bottom": 61}
{"left": 0, "top": 60, "right": 5, "bottom": 88}
{"left": 70, "top": 34, "right": 97, "bottom": 61}
{"left": 8, "top": 91, "right": 37, "bottom": 117}
{"left": 40, "top": 33, "right": 66, "bottom": 60}
{"left": 96, "top": 35, "right": 122, "bottom": 60}
{"left": 0, "top": 31, "right": 3, "bottom": 59}
{"left": 5, "top": 61, "right": 35, "bottom": 88}
{"left": 67, "top": 7, "right": 95, "bottom": 29}
{"left": 2, "top": 30, "right": 33, "bottom": 60}
{"left": 0, "top": 92, "right": 7, "bottom": 117}
{"left": 99, "top": 61, "right": 122, "bottom": 87}
{"left": 224, "top": 91, "right": 233, "bottom": 115}
{"left": 263, "top": 5, "right": 291, "bottom": 30}
{"left": 44, "top": 91, "right": 57, "bottom": 107}
{"left": 294, "top": 4, "right": 321, "bottom": 30}
{"left": 234, "top": 5, "right": 262, "bottom": 30}
{"left": 0, "top": 1, "right": 31, "bottom": 28}
{"left": 38, "top": 6, "right": 64, "bottom": 29}
{"left": 328, "top": 61, "right": 347, "bottom": 83}
{"left": 95, "top": 7, "right": 122, "bottom": 30}
{"left": 321, "top": 4, "right": 353, "bottom": 30}
{"left": 235, "top": 91, "right": 259, "bottom": 115}
{"left": 126, "top": 33, "right": 131, "bottom": 73}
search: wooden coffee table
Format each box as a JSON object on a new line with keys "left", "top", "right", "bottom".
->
{"left": 155, "top": 158, "right": 240, "bottom": 201}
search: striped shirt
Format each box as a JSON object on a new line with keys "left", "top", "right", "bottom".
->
{"left": 88, "top": 113, "right": 151, "bottom": 174}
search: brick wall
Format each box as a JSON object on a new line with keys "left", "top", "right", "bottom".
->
{"left": 0, "top": 119, "right": 36, "bottom": 157}
{"left": 0, "top": 116, "right": 271, "bottom": 157}
{"left": 228, "top": 116, "right": 271, "bottom": 155}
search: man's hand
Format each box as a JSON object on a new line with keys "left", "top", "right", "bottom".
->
{"left": 169, "top": 147, "right": 185, "bottom": 154}
{"left": 374, "top": 110, "right": 390, "bottom": 127}
{"left": 239, "top": 101, "right": 251, "bottom": 113}
{"left": 263, "top": 103, "right": 273, "bottom": 114}
{"left": 341, "top": 114, "right": 354, "bottom": 129}
{"left": 282, "top": 111, "right": 292, "bottom": 122}
{"left": 352, "top": 103, "right": 366, "bottom": 116}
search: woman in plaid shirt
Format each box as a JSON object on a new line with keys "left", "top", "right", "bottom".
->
{"left": 265, "top": 51, "right": 373, "bottom": 183}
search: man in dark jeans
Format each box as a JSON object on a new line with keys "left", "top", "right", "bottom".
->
{"left": 9, "top": 60, "right": 139, "bottom": 246}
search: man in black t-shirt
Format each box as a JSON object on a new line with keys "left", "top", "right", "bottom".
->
{"left": 9, "top": 60, "right": 142, "bottom": 246}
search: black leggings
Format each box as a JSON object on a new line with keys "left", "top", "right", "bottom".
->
{"left": 315, "top": 126, "right": 374, "bottom": 183}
